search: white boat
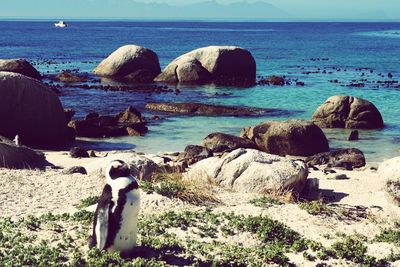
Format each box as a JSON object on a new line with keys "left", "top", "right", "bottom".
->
{"left": 54, "top": 21, "right": 67, "bottom": 28}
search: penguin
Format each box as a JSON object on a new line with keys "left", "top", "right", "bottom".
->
{"left": 88, "top": 160, "right": 140, "bottom": 255}
{"left": 13, "top": 135, "right": 20, "bottom": 146}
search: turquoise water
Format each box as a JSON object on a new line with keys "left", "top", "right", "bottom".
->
{"left": 1, "top": 21, "right": 399, "bottom": 162}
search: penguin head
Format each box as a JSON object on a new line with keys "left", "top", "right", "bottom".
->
{"left": 106, "top": 160, "right": 131, "bottom": 180}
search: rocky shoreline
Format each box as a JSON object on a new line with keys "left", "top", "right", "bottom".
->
{"left": 0, "top": 43, "right": 400, "bottom": 265}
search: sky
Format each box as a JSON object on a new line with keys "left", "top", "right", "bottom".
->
{"left": 150, "top": 0, "right": 400, "bottom": 19}
{"left": 0, "top": 0, "right": 399, "bottom": 20}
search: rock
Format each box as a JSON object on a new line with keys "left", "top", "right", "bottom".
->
{"left": 145, "top": 102, "right": 279, "bottom": 116}
{"left": 378, "top": 157, "right": 400, "bottom": 205}
{"left": 301, "top": 178, "right": 319, "bottom": 199}
{"left": 118, "top": 106, "right": 144, "bottom": 124}
{"left": 0, "top": 72, "right": 72, "bottom": 147}
{"left": 327, "top": 174, "right": 349, "bottom": 180}
{"left": 186, "top": 148, "right": 308, "bottom": 193}
{"left": 0, "top": 59, "right": 41, "bottom": 80}
{"left": 85, "top": 152, "right": 159, "bottom": 181}
{"left": 155, "top": 46, "right": 256, "bottom": 85}
{"left": 0, "top": 140, "right": 52, "bottom": 169}
{"left": 177, "top": 145, "right": 213, "bottom": 165}
{"left": 305, "top": 148, "right": 366, "bottom": 169}
{"left": 240, "top": 119, "right": 329, "bottom": 156}
{"left": 64, "top": 109, "right": 76, "bottom": 122}
{"left": 93, "top": 45, "right": 161, "bottom": 82}
{"left": 263, "top": 75, "right": 285, "bottom": 86}
{"left": 89, "top": 150, "right": 97, "bottom": 157}
{"left": 203, "top": 132, "right": 257, "bottom": 153}
{"left": 311, "top": 96, "right": 384, "bottom": 129}
{"left": 69, "top": 106, "right": 147, "bottom": 138}
{"left": 85, "top": 112, "right": 99, "bottom": 120}
{"left": 70, "top": 147, "right": 89, "bottom": 158}
{"left": 56, "top": 71, "right": 86, "bottom": 83}
{"left": 126, "top": 127, "right": 141, "bottom": 136}
{"left": 63, "top": 166, "right": 87, "bottom": 175}
{"left": 348, "top": 130, "right": 359, "bottom": 141}
{"left": 155, "top": 56, "right": 211, "bottom": 84}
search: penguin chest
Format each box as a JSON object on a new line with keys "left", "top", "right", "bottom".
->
{"left": 111, "top": 190, "right": 140, "bottom": 253}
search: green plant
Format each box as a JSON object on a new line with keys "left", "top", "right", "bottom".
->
{"left": 250, "top": 196, "right": 284, "bottom": 208}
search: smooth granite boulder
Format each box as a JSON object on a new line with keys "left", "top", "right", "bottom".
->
{"left": 94, "top": 45, "right": 161, "bottom": 82}
{"left": 305, "top": 148, "right": 366, "bottom": 169}
{"left": 0, "top": 59, "right": 41, "bottom": 80}
{"left": 186, "top": 148, "right": 308, "bottom": 193}
{"left": 0, "top": 72, "right": 71, "bottom": 147}
{"left": 240, "top": 119, "right": 329, "bottom": 156}
{"left": 0, "top": 138, "right": 51, "bottom": 169}
{"left": 203, "top": 132, "right": 257, "bottom": 153}
{"left": 379, "top": 157, "right": 400, "bottom": 205}
{"left": 311, "top": 96, "right": 384, "bottom": 129}
{"left": 155, "top": 46, "right": 256, "bottom": 85}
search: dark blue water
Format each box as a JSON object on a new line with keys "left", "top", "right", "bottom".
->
{"left": 1, "top": 21, "right": 400, "bottom": 162}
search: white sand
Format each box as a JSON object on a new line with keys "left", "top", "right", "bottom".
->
{"left": 0, "top": 151, "right": 399, "bottom": 265}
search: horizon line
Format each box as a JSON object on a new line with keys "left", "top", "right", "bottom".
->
{"left": 0, "top": 17, "right": 400, "bottom": 23}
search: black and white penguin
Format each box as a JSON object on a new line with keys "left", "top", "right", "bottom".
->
{"left": 88, "top": 160, "right": 140, "bottom": 255}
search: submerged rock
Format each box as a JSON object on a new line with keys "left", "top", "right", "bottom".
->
{"left": 155, "top": 46, "right": 256, "bottom": 85}
{"left": 348, "top": 130, "right": 359, "bottom": 141}
{"left": 186, "top": 148, "right": 308, "bottom": 193}
{"left": 145, "top": 102, "right": 278, "bottom": 116}
{"left": 0, "top": 59, "right": 41, "bottom": 80}
{"left": 240, "top": 119, "right": 329, "bottom": 156}
{"left": 311, "top": 95, "right": 384, "bottom": 129}
{"left": 93, "top": 45, "right": 161, "bottom": 82}
{"left": 56, "top": 71, "right": 87, "bottom": 83}
{"left": 203, "top": 132, "right": 257, "bottom": 153}
{"left": 0, "top": 72, "right": 73, "bottom": 147}
{"left": 68, "top": 106, "right": 147, "bottom": 138}
{"left": 305, "top": 148, "right": 366, "bottom": 169}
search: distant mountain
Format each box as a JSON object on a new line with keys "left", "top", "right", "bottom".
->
{"left": 0, "top": 0, "right": 290, "bottom": 19}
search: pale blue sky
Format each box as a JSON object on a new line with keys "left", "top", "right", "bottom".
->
{"left": 1, "top": 0, "right": 399, "bottom": 19}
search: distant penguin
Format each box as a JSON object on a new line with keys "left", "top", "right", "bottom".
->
{"left": 88, "top": 160, "right": 140, "bottom": 255}
{"left": 13, "top": 135, "right": 20, "bottom": 146}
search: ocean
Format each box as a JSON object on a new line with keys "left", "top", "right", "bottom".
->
{"left": 1, "top": 20, "right": 399, "bottom": 162}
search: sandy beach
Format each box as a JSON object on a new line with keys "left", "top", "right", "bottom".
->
{"left": 0, "top": 150, "right": 399, "bottom": 266}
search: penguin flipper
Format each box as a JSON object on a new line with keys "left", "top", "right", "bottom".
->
{"left": 93, "top": 184, "right": 113, "bottom": 250}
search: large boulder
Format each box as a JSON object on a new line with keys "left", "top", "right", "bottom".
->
{"left": 305, "top": 148, "right": 366, "bottom": 169}
{"left": 186, "top": 148, "right": 308, "bottom": 193}
{"left": 0, "top": 138, "right": 52, "bottom": 169}
{"left": 240, "top": 119, "right": 329, "bottom": 157}
{"left": 0, "top": 72, "right": 72, "bottom": 147}
{"left": 0, "top": 59, "right": 41, "bottom": 80}
{"left": 311, "top": 96, "right": 384, "bottom": 129}
{"left": 379, "top": 157, "right": 400, "bottom": 205}
{"left": 68, "top": 106, "right": 147, "bottom": 138}
{"left": 93, "top": 45, "right": 161, "bottom": 82}
{"left": 155, "top": 46, "right": 256, "bottom": 85}
{"left": 203, "top": 132, "right": 257, "bottom": 153}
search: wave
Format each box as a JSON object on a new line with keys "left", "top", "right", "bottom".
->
{"left": 355, "top": 30, "right": 400, "bottom": 38}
